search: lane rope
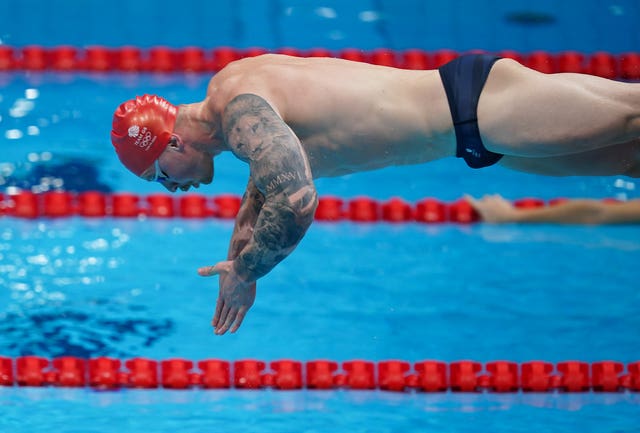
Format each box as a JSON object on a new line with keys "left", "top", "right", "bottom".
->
{"left": 2, "top": 356, "right": 638, "bottom": 392}
{"left": 0, "top": 46, "right": 638, "bottom": 80}
{"left": 0, "top": 191, "right": 610, "bottom": 223}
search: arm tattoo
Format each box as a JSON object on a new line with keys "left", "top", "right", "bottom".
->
{"left": 227, "top": 179, "right": 264, "bottom": 260}
{"left": 222, "top": 94, "right": 318, "bottom": 281}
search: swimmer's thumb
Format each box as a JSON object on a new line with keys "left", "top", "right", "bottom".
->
{"left": 198, "top": 264, "right": 224, "bottom": 277}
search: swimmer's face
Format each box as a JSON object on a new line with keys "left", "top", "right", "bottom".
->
{"left": 142, "top": 135, "right": 214, "bottom": 192}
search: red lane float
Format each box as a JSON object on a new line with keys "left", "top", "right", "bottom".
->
{"left": 339, "top": 48, "right": 368, "bottom": 63}
{"left": 590, "top": 52, "right": 618, "bottom": 79}
{"left": 0, "top": 46, "right": 638, "bottom": 79}
{"left": 234, "top": 359, "right": 265, "bottom": 389}
{"left": 21, "top": 45, "right": 49, "bottom": 71}
{"left": 0, "top": 46, "right": 17, "bottom": 70}
{"left": 211, "top": 47, "right": 241, "bottom": 71}
{"left": 2, "top": 356, "right": 638, "bottom": 392}
{"left": 415, "top": 198, "right": 447, "bottom": 223}
{"left": 521, "top": 361, "right": 554, "bottom": 392}
{"left": 116, "top": 46, "right": 144, "bottom": 72}
{"left": 50, "top": 356, "right": 86, "bottom": 387}
{"left": 51, "top": 46, "right": 79, "bottom": 71}
{"left": 314, "top": 196, "right": 345, "bottom": 221}
{"left": 89, "top": 357, "right": 121, "bottom": 388}
{"left": 85, "top": 46, "right": 112, "bottom": 71}
{"left": 43, "top": 191, "right": 74, "bottom": 217}
{"left": 447, "top": 199, "right": 480, "bottom": 223}
{"left": 147, "top": 194, "right": 175, "bottom": 218}
{"left": 342, "top": 360, "right": 376, "bottom": 389}
{"left": 148, "top": 46, "right": 176, "bottom": 73}
{"left": 431, "top": 49, "right": 458, "bottom": 68}
{"left": 198, "top": 359, "right": 231, "bottom": 388}
{"left": 378, "top": 360, "right": 411, "bottom": 392}
{"left": 557, "top": 51, "right": 585, "bottom": 73}
{"left": 620, "top": 52, "right": 640, "bottom": 80}
{"left": 15, "top": 356, "right": 49, "bottom": 386}
{"left": 382, "top": 197, "right": 413, "bottom": 222}
{"left": 401, "top": 49, "right": 431, "bottom": 70}
{"left": 181, "top": 46, "right": 207, "bottom": 72}
{"left": 526, "top": 51, "right": 556, "bottom": 74}
{"left": 413, "top": 360, "right": 448, "bottom": 391}
{"left": 370, "top": 49, "right": 397, "bottom": 67}
{"left": 126, "top": 357, "right": 159, "bottom": 388}
{"left": 161, "top": 358, "right": 194, "bottom": 389}
{"left": 112, "top": 193, "right": 141, "bottom": 217}
{"left": 306, "top": 360, "right": 338, "bottom": 389}
{"left": 557, "top": 360, "right": 590, "bottom": 392}
{"left": 271, "top": 360, "right": 303, "bottom": 390}
{"left": 347, "top": 197, "right": 380, "bottom": 222}
{"left": 78, "top": 191, "right": 107, "bottom": 217}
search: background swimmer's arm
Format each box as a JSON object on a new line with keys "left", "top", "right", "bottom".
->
{"left": 466, "top": 194, "right": 640, "bottom": 224}
{"left": 222, "top": 93, "right": 318, "bottom": 282}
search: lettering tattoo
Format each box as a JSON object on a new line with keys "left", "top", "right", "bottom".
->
{"left": 265, "top": 171, "right": 301, "bottom": 193}
{"left": 222, "top": 94, "right": 318, "bottom": 281}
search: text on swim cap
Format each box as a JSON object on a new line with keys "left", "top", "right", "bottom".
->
{"left": 128, "top": 124, "right": 157, "bottom": 151}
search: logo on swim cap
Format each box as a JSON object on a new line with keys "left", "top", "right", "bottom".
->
{"left": 110, "top": 94, "right": 178, "bottom": 176}
{"left": 128, "top": 125, "right": 140, "bottom": 138}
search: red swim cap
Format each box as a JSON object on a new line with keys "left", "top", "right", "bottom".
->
{"left": 111, "top": 94, "right": 178, "bottom": 176}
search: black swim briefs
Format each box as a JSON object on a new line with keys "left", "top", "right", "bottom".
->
{"left": 438, "top": 54, "right": 503, "bottom": 169}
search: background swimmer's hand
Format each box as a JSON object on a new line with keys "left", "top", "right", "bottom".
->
{"left": 198, "top": 260, "right": 256, "bottom": 335}
{"left": 464, "top": 194, "right": 519, "bottom": 223}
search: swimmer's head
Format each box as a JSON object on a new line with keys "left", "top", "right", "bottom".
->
{"left": 111, "top": 94, "right": 178, "bottom": 176}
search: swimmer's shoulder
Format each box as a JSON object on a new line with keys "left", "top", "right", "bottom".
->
{"left": 206, "top": 55, "right": 295, "bottom": 114}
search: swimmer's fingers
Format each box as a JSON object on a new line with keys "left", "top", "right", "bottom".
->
{"left": 229, "top": 308, "right": 248, "bottom": 334}
{"left": 215, "top": 307, "right": 246, "bottom": 335}
{"left": 214, "top": 303, "right": 231, "bottom": 335}
{"left": 212, "top": 295, "right": 223, "bottom": 328}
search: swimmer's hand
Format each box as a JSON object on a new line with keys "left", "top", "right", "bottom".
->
{"left": 198, "top": 260, "right": 256, "bottom": 335}
{"left": 464, "top": 194, "right": 518, "bottom": 223}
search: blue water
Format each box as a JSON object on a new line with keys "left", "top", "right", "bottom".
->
{"left": 1, "top": 0, "right": 640, "bottom": 431}
{"left": 1, "top": 218, "right": 640, "bottom": 362}
{"left": 1, "top": 388, "right": 640, "bottom": 433}
{"left": 1, "top": 204, "right": 640, "bottom": 432}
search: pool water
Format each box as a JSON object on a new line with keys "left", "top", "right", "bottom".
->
{"left": 1, "top": 218, "right": 639, "bottom": 363}
{"left": 1, "top": 3, "right": 640, "bottom": 427}
{"left": 1, "top": 387, "right": 639, "bottom": 433}
{"left": 0, "top": 210, "right": 639, "bottom": 432}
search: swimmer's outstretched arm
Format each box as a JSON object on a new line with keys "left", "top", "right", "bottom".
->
{"left": 466, "top": 194, "right": 640, "bottom": 224}
{"left": 198, "top": 94, "right": 318, "bottom": 335}
{"left": 202, "top": 178, "right": 264, "bottom": 332}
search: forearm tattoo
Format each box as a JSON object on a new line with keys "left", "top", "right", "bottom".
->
{"left": 227, "top": 180, "right": 265, "bottom": 260}
{"left": 223, "top": 94, "right": 318, "bottom": 281}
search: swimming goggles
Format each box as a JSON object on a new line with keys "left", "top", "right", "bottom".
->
{"left": 152, "top": 158, "right": 171, "bottom": 183}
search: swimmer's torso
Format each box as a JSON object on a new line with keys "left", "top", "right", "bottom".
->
{"left": 207, "top": 54, "right": 457, "bottom": 178}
